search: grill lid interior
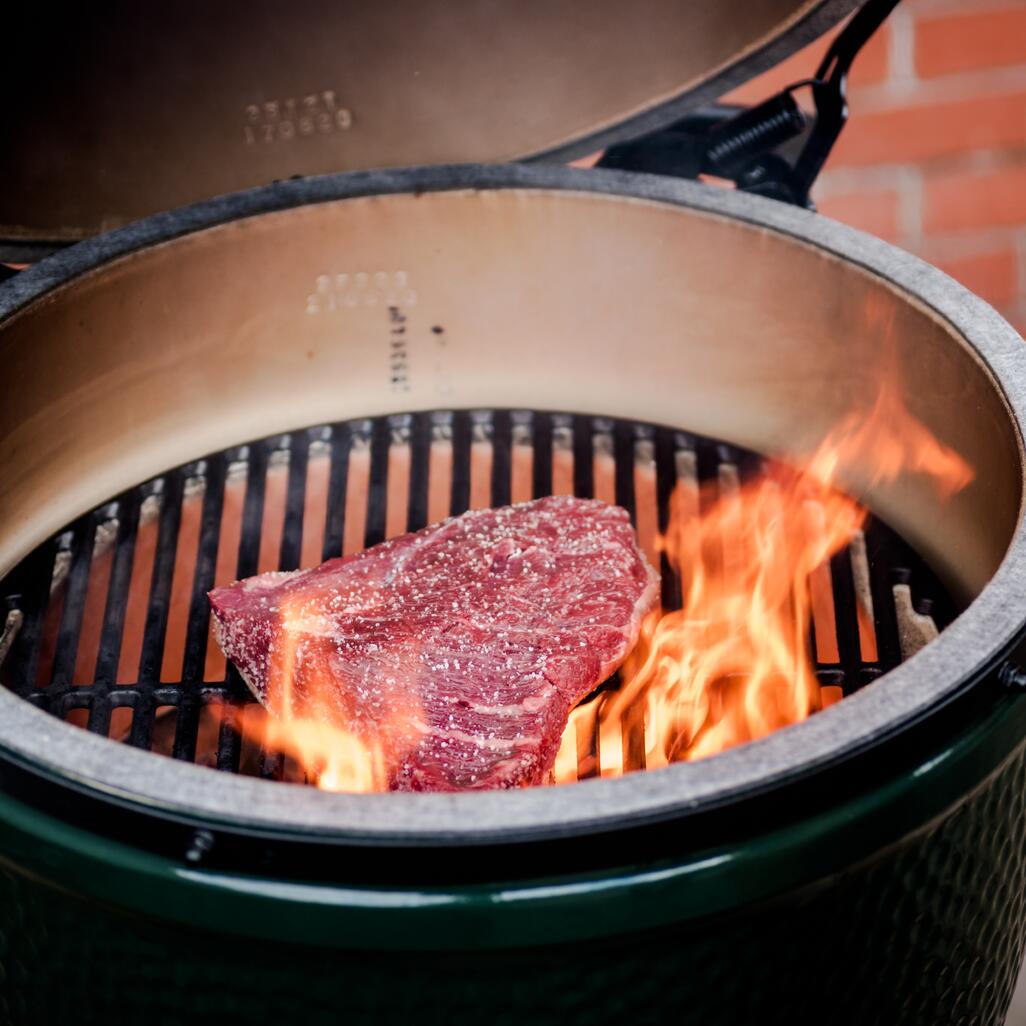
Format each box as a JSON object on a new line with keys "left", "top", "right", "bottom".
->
{"left": 2, "top": 0, "right": 858, "bottom": 254}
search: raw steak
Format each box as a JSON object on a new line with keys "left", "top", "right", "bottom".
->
{"left": 209, "top": 496, "right": 658, "bottom": 791}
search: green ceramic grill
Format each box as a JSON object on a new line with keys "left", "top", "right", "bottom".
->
{"left": 2, "top": 3, "right": 1026, "bottom": 1024}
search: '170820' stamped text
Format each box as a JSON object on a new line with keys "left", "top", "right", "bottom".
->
{"left": 244, "top": 90, "right": 352, "bottom": 146}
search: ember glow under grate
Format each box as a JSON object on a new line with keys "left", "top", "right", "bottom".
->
{"left": 0, "top": 409, "right": 954, "bottom": 785}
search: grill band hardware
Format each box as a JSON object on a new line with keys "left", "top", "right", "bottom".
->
{"left": 999, "top": 662, "right": 1026, "bottom": 692}
{"left": 598, "top": 0, "right": 900, "bottom": 208}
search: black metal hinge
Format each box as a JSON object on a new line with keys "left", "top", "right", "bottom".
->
{"left": 598, "top": 0, "right": 901, "bottom": 208}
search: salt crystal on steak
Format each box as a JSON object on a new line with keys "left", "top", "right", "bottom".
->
{"left": 209, "top": 496, "right": 658, "bottom": 791}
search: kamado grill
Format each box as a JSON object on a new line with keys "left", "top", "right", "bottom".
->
{"left": 2, "top": 3, "right": 1026, "bottom": 1024}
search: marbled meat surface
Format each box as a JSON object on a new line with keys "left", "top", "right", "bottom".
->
{"left": 209, "top": 496, "right": 658, "bottom": 791}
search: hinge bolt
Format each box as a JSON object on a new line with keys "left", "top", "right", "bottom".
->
{"left": 999, "top": 661, "right": 1026, "bottom": 691}
{"left": 185, "top": 829, "right": 215, "bottom": 864}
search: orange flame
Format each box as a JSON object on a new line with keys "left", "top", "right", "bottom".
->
{"left": 223, "top": 594, "right": 419, "bottom": 792}
{"left": 225, "top": 355, "right": 973, "bottom": 792}
{"left": 233, "top": 705, "right": 387, "bottom": 792}
{"left": 555, "top": 370, "right": 973, "bottom": 779}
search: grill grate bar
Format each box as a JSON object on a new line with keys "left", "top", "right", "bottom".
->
{"left": 572, "top": 414, "right": 595, "bottom": 499}
{"left": 180, "top": 453, "right": 228, "bottom": 684}
{"left": 828, "top": 546, "right": 864, "bottom": 696}
{"left": 866, "top": 527, "right": 904, "bottom": 672}
{"left": 216, "top": 443, "right": 271, "bottom": 771}
{"left": 449, "top": 410, "right": 472, "bottom": 516}
{"left": 235, "top": 444, "right": 269, "bottom": 581}
{"left": 364, "top": 417, "right": 391, "bottom": 550}
{"left": 136, "top": 470, "right": 186, "bottom": 685}
{"left": 279, "top": 431, "right": 311, "bottom": 572}
{"left": 0, "top": 408, "right": 955, "bottom": 785}
{"left": 82, "top": 496, "right": 138, "bottom": 738}
{"left": 322, "top": 423, "right": 352, "bottom": 561}
{"left": 215, "top": 705, "right": 242, "bottom": 774}
{"left": 531, "top": 411, "right": 554, "bottom": 498}
{"left": 49, "top": 514, "right": 99, "bottom": 688}
{"left": 212, "top": 701, "right": 242, "bottom": 771}
{"left": 613, "top": 420, "right": 638, "bottom": 522}
{"left": 93, "top": 489, "right": 143, "bottom": 687}
{"left": 612, "top": 421, "right": 645, "bottom": 770}
{"left": 171, "top": 694, "right": 201, "bottom": 763}
{"left": 655, "top": 428, "right": 684, "bottom": 612}
{"left": 126, "top": 687, "right": 156, "bottom": 750}
{"left": 407, "top": 412, "right": 432, "bottom": 532}
{"left": 45, "top": 662, "right": 910, "bottom": 706}
{"left": 490, "top": 409, "right": 513, "bottom": 508}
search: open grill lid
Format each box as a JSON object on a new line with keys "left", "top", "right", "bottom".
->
{"left": 3, "top": 0, "right": 858, "bottom": 256}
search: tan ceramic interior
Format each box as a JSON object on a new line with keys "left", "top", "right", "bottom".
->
{"left": 0, "top": 188, "right": 1018, "bottom": 605}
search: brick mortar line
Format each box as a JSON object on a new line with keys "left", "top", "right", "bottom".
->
{"left": 904, "top": 0, "right": 1026, "bottom": 18}
{"left": 1016, "top": 231, "right": 1026, "bottom": 310}
{"left": 848, "top": 64, "right": 1026, "bottom": 113}
{"left": 888, "top": 5, "right": 916, "bottom": 85}
{"left": 816, "top": 164, "right": 909, "bottom": 196}
{"left": 819, "top": 144, "right": 1026, "bottom": 182}
{"left": 919, "top": 227, "right": 1026, "bottom": 262}
{"left": 898, "top": 166, "right": 923, "bottom": 246}
{"left": 942, "top": 148, "right": 1026, "bottom": 176}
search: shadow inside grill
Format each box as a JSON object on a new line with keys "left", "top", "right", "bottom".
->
{"left": 0, "top": 409, "right": 957, "bottom": 786}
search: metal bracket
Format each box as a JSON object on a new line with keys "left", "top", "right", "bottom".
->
{"left": 999, "top": 661, "right": 1026, "bottom": 692}
{"left": 597, "top": 0, "right": 900, "bottom": 208}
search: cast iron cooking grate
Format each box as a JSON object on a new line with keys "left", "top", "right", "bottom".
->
{"left": 0, "top": 409, "right": 955, "bottom": 783}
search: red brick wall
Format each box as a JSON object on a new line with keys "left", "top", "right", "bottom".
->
{"left": 727, "top": 0, "right": 1026, "bottom": 337}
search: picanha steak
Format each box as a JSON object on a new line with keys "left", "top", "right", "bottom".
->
{"left": 209, "top": 496, "right": 658, "bottom": 791}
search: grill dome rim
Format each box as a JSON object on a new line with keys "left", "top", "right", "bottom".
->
{"left": 0, "top": 162, "right": 1024, "bottom": 845}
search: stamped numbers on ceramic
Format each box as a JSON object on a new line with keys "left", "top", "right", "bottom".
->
{"left": 244, "top": 90, "right": 353, "bottom": 146}
{"left": 388, "top": 306, "right": 411, "bottom": 393}
{"left": 304, "top": 272, "right": 418, "bottom": 392}
{"left": 306, "top": 271, "right": 417, "bottom": 315}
